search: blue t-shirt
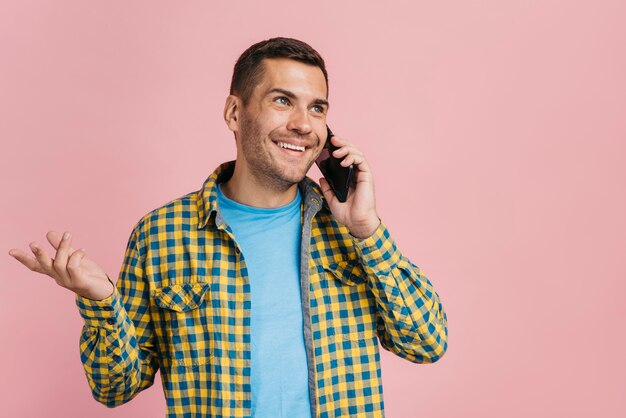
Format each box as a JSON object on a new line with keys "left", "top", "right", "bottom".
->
{"left": 217, "top": 184, "right": 311, "bottom": 417}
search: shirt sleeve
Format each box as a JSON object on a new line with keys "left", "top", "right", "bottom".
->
{"left": 352, "top": 220, "right": 448, "bottom": 363}
{"left": 75, "top": 223, "right": 159, "bottom": 407}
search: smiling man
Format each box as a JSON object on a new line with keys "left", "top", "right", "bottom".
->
{"left": 9, "top": 37, "right": 448, "bottom": 418}
{"left": 221, "top": 57, "right": 329, "bottom": 207}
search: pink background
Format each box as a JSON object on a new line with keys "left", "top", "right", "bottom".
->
{"left": 1, "top": 1, "right": 624, "bottom": 417}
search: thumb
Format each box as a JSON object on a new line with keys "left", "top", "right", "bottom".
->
{"left": 47, "top": 230, "right": 78, "bottom": 252}
{"left": 67, "top": 248, "right": 87, "bottom": 276}
{"left": 46, "top": 231, "right": 74, "bottom": 253}
{"left": 46, "top": 230, "right": 63, "bottom": 249}
{"left": 318, "top": 177, "right": 335, "bottom": 205}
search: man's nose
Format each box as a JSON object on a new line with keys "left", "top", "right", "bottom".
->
{"left": 286, "top": 107, "right": 312, "bottom": 135}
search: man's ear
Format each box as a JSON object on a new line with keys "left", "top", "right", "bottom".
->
{"left": 224, "top": 95, "right": 241, "bottom": 132}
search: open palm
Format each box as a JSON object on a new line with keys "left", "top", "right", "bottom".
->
{"left": 9, "top": 230, "right": 113, "bottom": 300}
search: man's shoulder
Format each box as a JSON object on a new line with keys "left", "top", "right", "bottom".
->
{"left": 132, "top": 190, "right": 201, "bottom": 234}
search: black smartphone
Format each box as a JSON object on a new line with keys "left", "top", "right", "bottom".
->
{"left": 315, "top": 125, "right": 354, "bottom": 202}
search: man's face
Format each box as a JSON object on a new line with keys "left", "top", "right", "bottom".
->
{"left": 234, "top": 58, "right": 329, "bottom": 190}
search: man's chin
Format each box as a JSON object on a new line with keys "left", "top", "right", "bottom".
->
{"left": 281, "top": 173, "right": 307, "bottom": 186}
{"left": 275, "top": 169, "right": 308, "bottom": 187}
{"left": 278, "top": 162, "right": 313, "bottom": 180}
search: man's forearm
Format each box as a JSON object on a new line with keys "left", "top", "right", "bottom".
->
{"left": 76, "top": 287, "right": 159, "bottom": 406}
{"left": 353, "top": 220, "right": 449, "bottom": 363}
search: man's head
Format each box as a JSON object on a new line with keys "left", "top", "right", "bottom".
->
{"left": 230, "top": 37, "right": 329, "bottom": 106}
{"left": 224, "top": 38, "right": 330, "bottom": 193}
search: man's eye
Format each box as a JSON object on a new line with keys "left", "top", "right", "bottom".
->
{"left": 275, "top": 97, "right": 289, "bottom": 105}
{"left": 312, "top": 105, "right": 325, "bottom": 113}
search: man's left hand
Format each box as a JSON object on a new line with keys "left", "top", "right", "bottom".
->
{"left": 318, "top": 135, "right": 381, "bottom": 239}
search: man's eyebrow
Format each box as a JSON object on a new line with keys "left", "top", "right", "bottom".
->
{"left": 267, "top": 88, "right": 329, "bottom": 108}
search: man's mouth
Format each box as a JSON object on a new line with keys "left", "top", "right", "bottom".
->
{"left": 275, "top": 141, "right": 306, "bottom": 152}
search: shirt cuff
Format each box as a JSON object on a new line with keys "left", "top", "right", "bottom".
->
{"left": 353, "top": 219, "right": 402, "bottom": 275}
{"left": 75, "top": 284, "right": 122, "bottom": 329}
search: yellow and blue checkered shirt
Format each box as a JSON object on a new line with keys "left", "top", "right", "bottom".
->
{"left": 76, "top": 161, "right": 448, "bottom": 417}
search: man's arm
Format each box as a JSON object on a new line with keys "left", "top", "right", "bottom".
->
{"left": 9, "top": 225, "right": 160, "bottom": 405}
{"left": 75, "top": 224, "right": 160, "bottom": 406}
{"left": 353, "top": 220, "right": 448, "bottom": 363}
{"left": 317, "top": 133, "right": 448, "bottom": 363}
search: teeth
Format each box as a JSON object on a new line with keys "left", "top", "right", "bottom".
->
{"left": 277, "top": 141, "right": 305, "bottom": 152}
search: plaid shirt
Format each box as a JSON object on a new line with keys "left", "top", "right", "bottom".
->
{"left": 76, "top": 161, "right": 448, "bottom": 418}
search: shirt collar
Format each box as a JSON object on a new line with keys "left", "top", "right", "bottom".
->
{"left": 196, "top": 160, "right": 327, "bottom": 229}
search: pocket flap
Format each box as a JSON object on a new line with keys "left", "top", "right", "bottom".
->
{"left": 154, "top": 283, "right": 210, "bottom": 312}
{"left": 324, "top": 259, "right": 366, "bottom": 286}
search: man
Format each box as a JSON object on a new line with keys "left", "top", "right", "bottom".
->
{"left": 9, "top": 37, "right": 448, "bottom": 417}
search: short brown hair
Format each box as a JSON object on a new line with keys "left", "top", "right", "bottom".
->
{"left": 230, "top": 37, "right": 328, "bottom": 105}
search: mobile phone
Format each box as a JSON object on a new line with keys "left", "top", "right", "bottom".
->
{"left": 315, "top": 125, "right": 354, "bottom": 203}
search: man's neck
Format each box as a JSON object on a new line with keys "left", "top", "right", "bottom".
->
{"left": 220, "top": 163, "right": 299, "bottom": 208}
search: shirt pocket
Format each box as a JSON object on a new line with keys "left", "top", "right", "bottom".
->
{"left": 154, "top": 283, "right": 210, "bottom": 312}
{"left": 152, "top": 282, "right": 214, "bottom": 371}
{"left": 324, "top": 258, "right": 367, "bottom": 286}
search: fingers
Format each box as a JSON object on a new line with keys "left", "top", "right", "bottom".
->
{"left": 8, "top": 248, "right": 44, "bottom": 273}
{"left": 67, "top": 248, "right": 86, "bottom": 278}
{"left": 52, "top": 232, "right": 72, "bottom": 284}
{"left": 337, "top": 150, "right": 364, "bottom": 167}
{"left": 30, "top": 242, "right": 54, "bottom": 274}
{"left": 330, "top": 135, "right": 349, "bottom": 147}
{"left": 10, "top": 231, "right": 85, "bottom": 287}
{"left": 47, "top": 230, "right": 78, "bottom": 258}
{"left": 47, "top": 230, "right": 74, "bottom": 251}
{"left": 330, "top": 136, "right": 368, "bottom": 169}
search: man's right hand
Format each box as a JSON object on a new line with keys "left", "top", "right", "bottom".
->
{"left": 8, "top": 231, "right": 114, "bottom": 301}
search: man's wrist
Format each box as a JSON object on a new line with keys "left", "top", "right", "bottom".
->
{"left": 76, "top": 276, "right": 115, "bottom": 301}
{"left": 349, "top": 217, "right": 381, "bottom": 240}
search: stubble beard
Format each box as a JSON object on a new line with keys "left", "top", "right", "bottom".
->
{"left": 238, "top": 114, "right": 313, "bottom": 193}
